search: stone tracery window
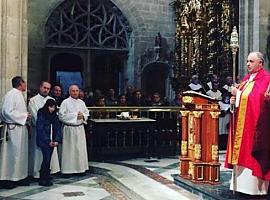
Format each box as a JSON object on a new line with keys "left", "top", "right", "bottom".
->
{"left": 45, "top": 0, "right": 132, "bottom": 50}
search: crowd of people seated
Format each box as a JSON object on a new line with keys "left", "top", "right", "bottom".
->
{"left": 26, "top": 74, "right": 235, "bottom": 115}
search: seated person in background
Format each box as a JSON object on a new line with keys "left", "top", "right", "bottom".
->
{"left": 118, "top": 94, "right": 127, "bottom": 106}
{"left": 186, "top": 75, "right": 205, "bottom": 94}
{"left": 92, "top": 95, "right": 109, "bottom": 118}
{"left": 171, "top": 89, "right": 183, "bottom": 106}
{"left": 206, "top": 81, "right": 222, "bottom": 101}
{"left": 150, "top": 92, "right": 164, "bottom": 106}
{"left": 129, "top": 90, "right": 146, "bottom": 106}
{"left": 221, "top": 76, "right": 233, "bottom": 94}
{"left": 105, "top": 88, "right": 118, "bottom": 106}
{"left": 205, "top": 74, "right": 219, "bottom": 91}
{"left": 79, "top": 89, "right": 87, "bottom": 102}
{"left": 125, "top": 85, "right": 134, "bottom": 105}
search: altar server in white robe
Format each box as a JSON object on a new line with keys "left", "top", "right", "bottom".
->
{"left": 28, "top": 81, "right": 60, "bottom": 178}
{"left": 0, "top": 76, "right": 31, "bottom": 188}
{"left": 59, "top": 85, "right": 89, "bottom": 174}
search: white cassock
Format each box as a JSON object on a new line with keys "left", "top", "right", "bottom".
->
{"left": 206, "top": 90, "right": 222, "bottom": 101}
{"left": 218, "top": 101, "right": 230, "bottom": 135}
{"left": 230, "top": 166, "right": 269, "bottom": 195}
{"left": 0, "top": 88, "right": 28, "bottom": 181}
{"left": 59, "top": 97, "right": 89, "bottom": 174}
{"left": 28, "top": 94, "right": 60, "bottom": 178}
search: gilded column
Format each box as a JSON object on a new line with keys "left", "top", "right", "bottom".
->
{"left": 192, "top": 111, "right": 204, "bottom": 161}
{"left": 180, "top": 110, "right": 189, "bottom": 157}
{"left": 0, "top": 0, "right": 28, "bottom": 97}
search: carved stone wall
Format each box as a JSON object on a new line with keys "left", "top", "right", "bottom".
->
{"left": 0, "top": 0, "right": 28, "bottom": 98}
{"left": 27, "top": 0, "right": 175, "bottom": 90}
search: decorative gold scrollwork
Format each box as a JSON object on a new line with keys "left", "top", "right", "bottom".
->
{"left": 194, "top": 144, "right": 201, "bottom": 160}
{"left": 192, "top": 111, "right": 204, "bottom": 118}
{"left": 181, "top": 141, "right": 188, "bottom": 156}
{"left": 180, "top": 110, "right": 189, "bottom": 117}
{"left": 212, "top": 145, "right": 219, "bottom": 161}
{"left": 188, "top": 161, "right": 194, "bottom": 179}
{"left": 210, "top": 105, "right": 219, "bottom": 110}
{"left": 195, "top": 105, "right": 203, "bottom": 109}
{"left": 210, "top": 111, "right": 220, "bottom": 119}
{"left": 182, "top": 96, "right": 194, "bottom": 104}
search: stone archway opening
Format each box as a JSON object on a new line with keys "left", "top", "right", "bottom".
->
{"left": 50, "top": 53, "right": 83, "bottom": 95}
{"left": 141, "top": 62, "right": 170, "bottom": 98}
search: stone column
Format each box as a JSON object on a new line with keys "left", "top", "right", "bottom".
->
{"left": 239, "top": 0, "right": 260, "bottom": 78}
{"left": 0, "top": 0, "right": 28, "bottom": 97}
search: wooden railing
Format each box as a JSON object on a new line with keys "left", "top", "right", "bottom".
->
{"left": 86, "top": 106, "right": 182, "bottom": 160}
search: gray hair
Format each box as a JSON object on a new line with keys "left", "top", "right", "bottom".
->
{"left": 251, "top": 51, "right": 265, "bottom": 65}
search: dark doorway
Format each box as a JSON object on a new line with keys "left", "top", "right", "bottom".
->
{"left": 50, "top": 53, "right": 83, "bottom": 95}
{"left": 142, "top": 63, "right": 169, "bottom": 97}
{"left": 91, "top": 54, "right": 123, "bottom": 94}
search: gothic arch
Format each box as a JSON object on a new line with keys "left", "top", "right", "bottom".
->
{"left": 141, "top": 62, "right": 170, "bottom": 98}
{"left": 45, "top": 0, "right": 133, "bottom": 50}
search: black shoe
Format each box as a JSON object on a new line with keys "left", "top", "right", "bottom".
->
{"left": 61, "top": 174, "right": 72, "bottom": 178}
{"left": 1, "top": 181, "right": 17, "bottom": 189}
{"left": 38, "top": 180, "right": 53, "bottom": 187}
{"left": 76, "top": 172, "right": 86, "bottom": 177}
{"left": 17, "top": 179, "right": 30, "bottom": 186}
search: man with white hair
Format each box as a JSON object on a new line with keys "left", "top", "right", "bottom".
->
{"left": 225, "top": 51, "right": 270, "bottom": 195}
{"left": 59, "top": 85, "right": 89, "bottom": 174}
{"left": 28, "top": 81, "right": 60, "bottom": 178}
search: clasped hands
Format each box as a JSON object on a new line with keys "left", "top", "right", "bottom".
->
{"left": 49, "top": 141, "right": 58, "bottom": 147}
{"left": 77, "top": 111, "right": 84, "bottom": 120}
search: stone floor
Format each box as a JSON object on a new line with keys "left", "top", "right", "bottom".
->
{"left": 0, "top": 152, "right": 268, "bottom": 200}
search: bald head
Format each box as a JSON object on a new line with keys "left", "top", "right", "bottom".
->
{"left": 69, "top": 85, "right": 79, "bottom": 99}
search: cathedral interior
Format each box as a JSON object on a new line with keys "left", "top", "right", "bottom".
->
{"left": 0, "top": 0, "right": 270, "bottom": 199}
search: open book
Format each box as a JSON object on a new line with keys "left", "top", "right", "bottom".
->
{"left": 183, "top": 90, "right": 216, "bottom": 101}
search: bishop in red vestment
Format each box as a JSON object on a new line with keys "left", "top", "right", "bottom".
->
{"left": 225, "top": 52, "right": 270, "bottom": 195}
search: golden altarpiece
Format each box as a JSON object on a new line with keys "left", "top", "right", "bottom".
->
{"left": 171, "top": 0, "right": 238, "bottom": 89}
{"left": 179, "top": 91, "right": 220, "bottom": 184}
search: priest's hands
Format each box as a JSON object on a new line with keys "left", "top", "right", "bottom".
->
{"left": 27, "top": 112, "right": 32, "bottom": 120}
{"left": 231, "top": 86, "right": 238, "bottom": 96}
{"left": 77, "top": 112, "right": 84, "bottom": 120}
{"left": 230, "top": 96, "right": 236, "bottom": 105}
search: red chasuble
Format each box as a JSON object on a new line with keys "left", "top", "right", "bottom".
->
{"left": 225, "top": 68, "right": 270, "bottom": 180}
